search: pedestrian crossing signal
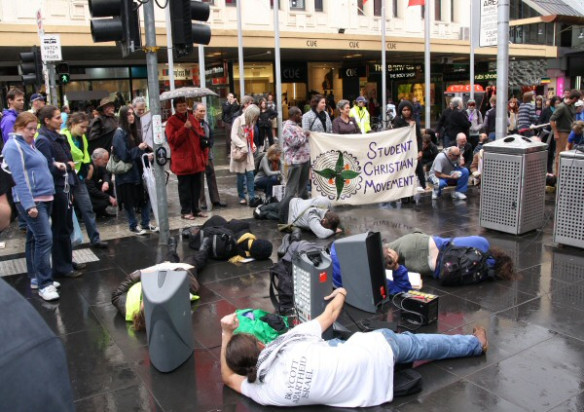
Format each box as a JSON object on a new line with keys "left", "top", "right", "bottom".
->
{"left": 59, "top": 74, "right": 70, "bottom": 84}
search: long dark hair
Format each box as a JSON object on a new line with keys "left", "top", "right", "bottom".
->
{"left": 489, "top": 247, "right": 515, "bottom": 280}
{"left": 226, "top": 333, "right": 261, "bottom": 383}
{"left": 37, "top": 105, "right": 59, "bottom": 128}
{"left": 118, "top": 105, "right": 138, "bottom": 143}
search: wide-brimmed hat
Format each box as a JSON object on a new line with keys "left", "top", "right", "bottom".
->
{"left": 98, "top": 97, "right": 115, "bottom": 110}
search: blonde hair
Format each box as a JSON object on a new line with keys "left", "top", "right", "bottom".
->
{"left": 244, "top": 104, "right": 260, "bottom": 125}
{"left": 573, "top": 120, "right": 584, "bottom": 135}
{"left": 266, "top": 144, "right": 281, "bottom": 161}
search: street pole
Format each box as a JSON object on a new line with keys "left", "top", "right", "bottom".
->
{"left": 424, "top": 0, "right": 431, "bottom": 129}
{"left": 470, "top": 0, "right": 475, "bottom": 101}
{"left": 237, "top": 0, "right": 245, "bottom": 97}
{"left": 165, "top": 6, "right": 176, "bottom": 114}
{"left": 143, "top": 0, "right": 169, "bottom": 245}
{"left": 274, "top": 0, "right": 283, "bottom": 142}
{"left": 381, "top": 3, "right": 386, "bottom": 127}
{"left": 47, "top": 63, "right": 58, "bottom": 105}
{"left": 198, "top": 44, "right": 212, "bottom": 212}
{"left": 495, "top": 0, "right": 510, "bottom": 140}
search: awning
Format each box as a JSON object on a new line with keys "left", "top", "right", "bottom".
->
{"left": 522, "top": 0, "right": 582, "bottom": 17}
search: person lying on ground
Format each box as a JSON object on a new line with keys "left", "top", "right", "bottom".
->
{"left": 279, "top": 196, "right": 342, "bottom": 239}
{"left": 220, "top": 288, "right": 488, "bottom": 408}
{"left": 387, "top": 231, "right": 515, "bottom": 282}
{"left": 187, "top": 215, "right": 273, "bottom": 262}
{"left": 111, "top": 237, "right": 210, "bottom": 331}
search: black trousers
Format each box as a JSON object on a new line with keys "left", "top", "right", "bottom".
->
{"left": 199, "top": 159, "right": 221, "bottom": 205}
{"left": 51, "top": 191, "right": 73, "bottom": 276}
{"left": 177, "top": 173, "right": 203, "bottom": 215}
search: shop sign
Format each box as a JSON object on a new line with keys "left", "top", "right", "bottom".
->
{"left": 341, "top": 66, "right": 366, "bottom": 79}
{"left": 369, "top": 64, "right": 419, "bottom": 79}
{"left": 212, "top": 77, "right": 227, "bottom": 85}
{"left": 474, "top": 72, "right": 497, "bottom": 81}
{"left": 159, "top": 65, "right": 193, "bottom": 81}
{"left": 205, "top": 64, "right": 225, "bottom": 77}
{"left": 281, "top": 62, "right": 307, "bottom": 83}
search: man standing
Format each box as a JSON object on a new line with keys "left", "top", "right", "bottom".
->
{"left": 442, "top": 97, "right": 471, "bottom": 148}
{"left": 88, "top": 97, "right": 118, "bottom": 154}
{"left": 412, "top": 96, "right": 422, "bottom": 123}
{"left": 281, "top": 106, "right": 310, "bottom": 203}
{"left": 29, "top": 93, "right": 46, "bottom": 116}
{"left": 166, "top": 97, "right": 209, "bottom": 220}
{"left": 222, "top": 93, "right": 240, "bottom": 154}
{"left": 193, "top": 102, "right": 227, "bottom": 209}
{"left": 429, "top": 146, "right": 470, "bottom": 200}
{"left": 349, "top": 96, "right": 371, "bottom": 134}
{"left": 132, "top": 96, "right": 148, "bottom": 142}
{"left": 550, "top": 89, "right": 582, "bottom": 175}
{"left": 1, "top": 88, "right": 25, "bottom": 143}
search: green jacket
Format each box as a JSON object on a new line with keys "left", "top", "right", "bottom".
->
{"left": 62, "top": 128, "right": 90, "bottom": 173}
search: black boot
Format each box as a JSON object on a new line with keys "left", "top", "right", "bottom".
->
{"left": 199, "top": 237, "right": 212, "bottom": 256}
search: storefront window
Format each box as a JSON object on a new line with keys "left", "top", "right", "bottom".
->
{"left": 232, "top": 62, "right": 274, "bottom": 100}
{"left": 307, "top": 63, "right": 342, "bottom": 113}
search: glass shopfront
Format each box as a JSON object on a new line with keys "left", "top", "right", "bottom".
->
{"left": 232, "top": 62, "right": 274, "bottom": 101}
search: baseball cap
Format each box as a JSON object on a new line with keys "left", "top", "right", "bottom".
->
{"left": 30, "top": 93, "right": 45, "bottom": 103}
{"left": 575, "top": 100, "right": 583, "bottom": 107}
{"left": 356, "top": 96, "right": 367, "bottom": 103}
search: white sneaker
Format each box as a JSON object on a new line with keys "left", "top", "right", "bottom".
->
{"left": 145, "top": 224, "right": 159, "bottom": 233}
{"left": 432, "top": 188, "right": 440, "bottom": 200}
{"left": 452, "top": 191, "right": 467, "bottom": 200}
{"left": 416, "top": 186, "right": 426, "bottom": 193}
{"left": 130, "top": 227, "right": 147, "bottom": 236}
{"left": 39, "top": 284, "right": 60, "bottom": 301}
{"left": 30, "top": 278, "right": 61, "bottom": 289}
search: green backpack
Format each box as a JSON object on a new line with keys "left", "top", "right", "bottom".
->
{"left": 234, "top": 309, "right": 290, "bottom": 344}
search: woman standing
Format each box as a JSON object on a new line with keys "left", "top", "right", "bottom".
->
{"left": 302, "top": 94, "right": 332, "bottom": 133}
{"left": 391, "top": 100, "right": 428, "bottom": 192}
{"left": 62, "top": 112, "right": 108, "bottom": 248}
{"left": 35, "top": 106, "right": 80, "bottom": 280}
{"left": 332, "top": 100, "right": 360, "bottom": 134}
{"left": 112, "top": 106, "right": 156, "bottom": 235}
{"left": 231, "top": 104, "right": 261, "bottom": 206}
{"left": 3, "top": 113, "right": 61, "bottom": 300}
{"left": 534, "top": 95, "right": 544, "bottom": 118}
{"left": 507, "top": 98, "right": 519, "bottom": 134}
{"left": 539, "top": 96, "right": 560, "bottom": 174}
{"left": 257, "top": 98, "right": 277, "bottom": 150}
{"left": 254, "top": 144, "right": 282, "bottom": 202}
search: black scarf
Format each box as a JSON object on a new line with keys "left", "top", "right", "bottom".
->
{"left": 313, "top": 108, "right": 327, "bottom": 131}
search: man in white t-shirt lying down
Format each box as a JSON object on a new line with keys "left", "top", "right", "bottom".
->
{"left": 220, "top": 288, "right": 488, "bottom": 408}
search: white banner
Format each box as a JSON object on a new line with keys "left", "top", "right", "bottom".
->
{"left": 479, "top": 0, "right": 498, "bottom": 48}
{"left": 309, "top": 126, "right": 418, "bottom": 205}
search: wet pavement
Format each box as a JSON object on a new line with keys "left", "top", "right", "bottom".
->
{"left": 1, "top": 138, "right": 584, "bottom": 411}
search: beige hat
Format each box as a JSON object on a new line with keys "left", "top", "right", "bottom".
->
{"left": 98, "top": 97, "right": 115, "bottom": 110}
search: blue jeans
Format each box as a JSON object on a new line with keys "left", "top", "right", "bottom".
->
{"left": 16, "top": 201, "right": 54, "bottom": 289}
{"left": 255, "top": 175, "right": 279, "bottom": 198}
{"left": 73, "top": 181, "right": 101, "bottom": 244}
{"left": 126, "top": 199, "right": 151, "bottom": 230}
{"left": 430, "top": 167, "right": 469, "bottom": 195}
{"left": 237, "top": 171, "right": 255, "bottom": 200}
{"left": 328, "top": 330, "right": 482, "bottom": 362}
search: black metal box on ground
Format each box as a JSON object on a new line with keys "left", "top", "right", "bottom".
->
{"left": 334, "top": 231, "right": 387, "bottom": 313}
{"left": 142, "top": 270, "right": 194, "bottom": 373}
{"left": 480, "top": 135, "right": 547, "bottom": 235}
{"left": 400, "top": 291, "right": 439, "bottom": 326}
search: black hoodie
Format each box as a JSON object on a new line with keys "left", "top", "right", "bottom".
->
{"left": 392, "top": 100, "right": 422, "bottom": 150}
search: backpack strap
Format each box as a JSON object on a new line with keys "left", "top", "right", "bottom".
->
{"left": 269, "top": 269, "right": 281, "bottom": 313}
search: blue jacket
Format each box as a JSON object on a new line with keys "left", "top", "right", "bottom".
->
{"left": 36, "top": 127, "right": 75, "bottom": 191}
{"left": 112, "top": 127, "right": 145, "bottom": 185}
{"left": 2, "top": 134, "right": 54, "bottom": 211}
{"left": 1, "top": 109, "right": 18, "bottom": 143}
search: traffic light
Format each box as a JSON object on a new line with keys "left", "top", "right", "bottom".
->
{"left": 19, "top": 46, "right": 43, "bottom": 86}
{"left": 88, "top": 0, "right": 141, "bottom": 56}
{"left": 169, "top": 0, "right": 211, "bottom": 58}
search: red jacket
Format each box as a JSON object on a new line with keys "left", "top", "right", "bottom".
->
{"left": 166, "top": 113, "right": 208, "bottom": 175}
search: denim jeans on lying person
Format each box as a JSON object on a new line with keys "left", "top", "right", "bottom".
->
{"left": 237, "top": 171, "right": 255, "bottom": 200}
{"left": 328, "top": 329, "right": 482, "bottom": 362}
{"left": 16, "top": 201, "right": 54, "bottom": 290}
{"left": 72, "top": 181, "right": 101, "bottom": 245}
{"left": 430, "top": 166, "right": 469, "bottom": 195}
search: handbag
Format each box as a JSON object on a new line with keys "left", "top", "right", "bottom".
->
{"left": 106, "top": 153, "right": 133, "bottom": 175}
{"left": 71, "top": 210, "right": 83, "bottom": 247}
{"left": 231, "top": 146, "right": 248, "bottom": 161}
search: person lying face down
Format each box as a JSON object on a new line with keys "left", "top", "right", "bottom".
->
{"left": 386, "top": 232, "right": 515, "bottom": 281}
{"left": 220, "top": 287, "right": 489, "bottom": 408}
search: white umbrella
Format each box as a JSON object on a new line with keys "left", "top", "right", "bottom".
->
{"left": 142, "top": 154, "right": 159, "bottom": 224}
{"left": 159, "top": 87, "right": 218, "bottom": 101}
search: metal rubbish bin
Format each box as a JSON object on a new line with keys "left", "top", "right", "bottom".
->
{"left": 480, "top": 135, "right": 547, "bottom": 235}
{"left": 554, "top": 150, "right": 584, "bottom": 248}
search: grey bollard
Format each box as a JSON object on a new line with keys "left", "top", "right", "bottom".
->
{"left": 141, "top": 270, "right": 194, "bottom": 373}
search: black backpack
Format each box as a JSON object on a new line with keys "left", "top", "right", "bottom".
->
{"left": 438, "top": 243, "right": 494, "bottom": 286}
{"left": 188, "top": 226, "right": 237, "bottom": 260}
{"left": 269, "top": 259, "right": 294, "bottom": 315}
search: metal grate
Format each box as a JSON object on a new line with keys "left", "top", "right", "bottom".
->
{"left": 0, "top": 248, "right": 100, "bottom": 277}
{"left": 480, "top": 153, "right": 521, "bottom": 232}
{"left": 518, "top": 152, "right": 547, "bottom": 233}
{"left": 550, "top": 252, "right": 584, "bottom": 303}
{"left": 554, "top": 154, "right": 584, "bottom": 248}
